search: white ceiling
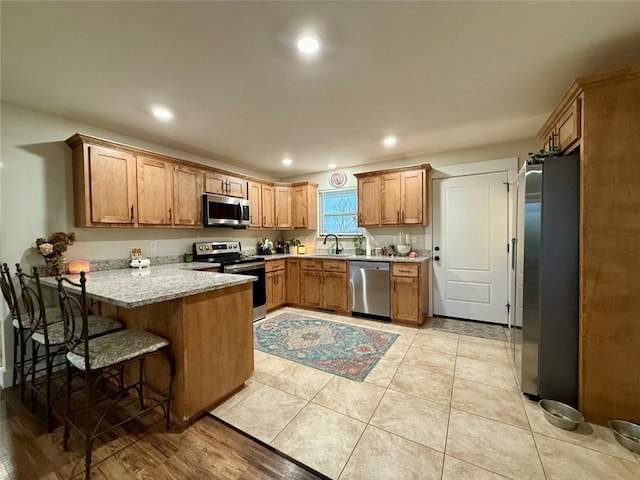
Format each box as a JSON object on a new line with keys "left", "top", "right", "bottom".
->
{"left": 2, "top": 2, "right": 640, "bottom": 177}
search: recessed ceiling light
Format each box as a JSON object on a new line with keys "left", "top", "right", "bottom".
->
{"left": 382, "top": 135, "right": 398, "bottom": 148}
{"left": 152, "top": 106, "right": 174, "bottom": 122}
{"left": 328, "top": 163, "right": 336, "bottom": 170}
{"left": 297, "top": 36, "right": 321, "bottom": 54}
{"left": 282, "top": 157, "right": 293, "bottom": 166}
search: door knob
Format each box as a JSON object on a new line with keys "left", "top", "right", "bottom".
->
{"left": 434, "top": 256, "right": 440, "bottom": 261}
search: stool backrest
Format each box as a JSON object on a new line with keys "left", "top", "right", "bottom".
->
{"left": 1, "top": 262, "right": 23, "bottom": 325}
{"left": 56, "top": 272, "right": 90, "bottom": 368}
{"left": 15, "top": 264, "right": 50, "bottom": 336}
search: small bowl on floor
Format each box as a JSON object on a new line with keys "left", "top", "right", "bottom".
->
{"left": 608, "top": 420, "right": 640, "bottom": 453}
{"left": 539, "top": 399, "right": 584, "bottom": 431}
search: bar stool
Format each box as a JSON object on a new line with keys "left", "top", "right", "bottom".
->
{"left": 1, "top": 262, "right": 62, "bottom": 401}
{"left": 57, "top": 272, "right": 174, "bottom": 480}
{"left": 15, "top": 264, "right": 122, "bottom": 431}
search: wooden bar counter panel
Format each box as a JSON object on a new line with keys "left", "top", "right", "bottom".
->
{"left": 101, "top": 283, "right": 254, "bottom": 422}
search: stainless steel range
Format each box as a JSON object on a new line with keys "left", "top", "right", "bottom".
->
{"left": 193, "top": 241, "right": 266, "bottom": 321}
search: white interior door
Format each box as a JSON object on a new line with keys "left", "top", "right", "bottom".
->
{"left": 432, "top": 172, "right": 509, "bottom": 324}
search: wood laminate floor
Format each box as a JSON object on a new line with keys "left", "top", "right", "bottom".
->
{"left": 0, "top": 383, "right": 324, "bottom": 480}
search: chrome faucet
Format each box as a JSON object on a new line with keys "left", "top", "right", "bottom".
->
{"left": 323, "top": 234, "right": 342, "bottom": 254}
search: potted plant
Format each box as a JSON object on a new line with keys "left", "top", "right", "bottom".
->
{"left": 285, "top": 238, "right": 301, "bottom": 254}
{"left": 353, "top": 235, "right": 366, "bottom": 255}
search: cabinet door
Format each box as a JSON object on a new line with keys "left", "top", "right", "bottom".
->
{"left": 323, "top": 272, "right": 349, "bottom": 313}
{"left": 391, "top": 276, "right": 420, "bottom": 324}
{"left": 292, "top": 185, "right": 306, "bottom": 228}
{"left": 401, "top": 170, "right": 425, "bottom": 225}
{"left": 88, "top": 146, "right": 137, "bottom": 224}
{"left": 173, "top": 165, "right": 203, "bottom": 227}
{"left": 226, "top": 175, "right": 246, "bottom": 198}
{"left": 266, "top": 272, "right": 277, "bottom": 311}
{"left": 247, "top": 181, "right": 263, "bottom": 228}
{"left": 380, "top": 173, "right": 402, "bottom": 225}
{"left": 275, "top": 186, "right": 292, "bottom": 228}
{"left": 274, "top": 270, "right": 286, "bottom": 308}
{"left": 262, "top": 185, "right": 275, "bottom": 228}
{"left": 358, "top": 176, "right": 380, "bottom": 226}
{"left": 300, "top": 270, "right": 322, "bottom": 308}
{"left": 557, "top": 98, "right": 581, "bottom": 152}
{"left": 137, "top": 155, "right": 172, "bottom": 225}
{"left": 204, "top": 172, "right": 226, "bottom": 195}
{"left": 286, "top": 259, "right": 300, "bottom": 305}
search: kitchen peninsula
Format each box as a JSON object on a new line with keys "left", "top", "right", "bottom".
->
{"left": 41, "top": 263, "right": 256, "bottom": 422}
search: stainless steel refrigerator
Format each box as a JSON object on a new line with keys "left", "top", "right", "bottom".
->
{"left": 520, "top": 154, "right": 580, "bottom": 407}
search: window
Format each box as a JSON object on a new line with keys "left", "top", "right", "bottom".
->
{"left": 319, "top": 188, "right": 362, "bottom": 236}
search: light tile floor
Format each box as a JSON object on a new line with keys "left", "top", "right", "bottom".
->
{"left": 211, "top": 307, "right": 640, "bottom": 480}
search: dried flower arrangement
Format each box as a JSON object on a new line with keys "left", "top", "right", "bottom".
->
{"left": 35, "top": 231, "right": 76, "bottom": 276}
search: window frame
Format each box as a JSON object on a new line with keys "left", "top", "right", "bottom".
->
{"left": 317, "top": 187, "right": 362, "bottom": 237}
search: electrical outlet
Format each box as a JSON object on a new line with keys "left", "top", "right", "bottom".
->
{"left": 150, "top": 241, "right": 157, "bottom": 252}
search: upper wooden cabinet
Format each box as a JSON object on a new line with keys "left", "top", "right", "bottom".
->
{"left": 292, "top": 182, "right": 318, "bottom": 229}
{"left": 172, "top": 165, "right": 203, "bottom": 227}
{"left": 539, "top": 96, "right": 582, "bottom": 153}
{"left": 137, "top": 155, "right": 173, "bottom": 226}
{"left": 262, "top": 184, "right": 275, "bottom": 228}
{"left": 204, "top": 172, "right": 246, "bottom": 198}
{"left": 355, "top": 165, "right": 431, "bottom": 227}
{"left": 246, "top": 181, "right": 263, "bottom": 228}
{"left": 274, "top": 185, "right": 292, "bottom": 229}
{"left": 67, "top": 134, "right": 204, "bottom": 228}
{"left": 72, "top": 143, "right": 137, "bottom": 226}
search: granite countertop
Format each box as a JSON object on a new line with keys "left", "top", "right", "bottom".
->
{"left": 39, "top": 263, "right": 256, "bottom": 309}
{"left": 261, "top": 253, "right": 431, "bottom": 263}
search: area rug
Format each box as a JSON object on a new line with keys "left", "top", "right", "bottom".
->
{"left": 254, "top": 313, "right": 398, "bottom": 382}
{"left": 432, "top": 317, "right": 508, "bottom": 341}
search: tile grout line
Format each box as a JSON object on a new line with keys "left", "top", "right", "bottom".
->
{"left": 440, "top": 334, "right": 459, "bottom": 479}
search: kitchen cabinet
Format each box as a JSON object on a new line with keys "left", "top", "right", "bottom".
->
{"left": 266, "top": 259, "right": 286, "bottom": 311}
{"left": 71, "top": 143, "right": 137, "bottom": 226}
{"left": 246, "top": 181, "right": 263, "bottom": 228}
{"left": 286, "top": 259, "right": 300, "bottom": 306}
{"left": 357, "top": 176, "right": 380, "bottom": 226}
{"left": 137, "top": 155, "right": 173, "bottom": 226}
{"left": 300, "top": 259, "right": 349, "bottom": 313}
{"left": 539, "top": 97, "right": 582, "bottom": 154}
{"left": 172, "top": 165, "right": 203, "bottom": 227}
{"left": 274, "top": 186, "right": 292, "bottom": 229}
{"left": 355, "top": 165, "right": 431, "bottom": 227}
{"left": 292, "top": 182, "right": 318, "bottom": 229}
{"left": 204, "top": 171, "right": 246, "bottom": 198}
{"left": 536, "top": 65, "right": 640, "bottom": 424}
{"left": 391, "top": 263, "right": 428, "bottom": 325}
{"left": 262, "top": 184, "right": 275, "bottom": 228}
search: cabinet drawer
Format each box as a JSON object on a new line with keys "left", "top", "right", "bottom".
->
{"left": 265, "top": 259, "right": 285, "bottom": 272}
{"left": 300, "top": 259, "right": 323, "bottom": 271}
{"left": 392, "top": 263, "right": 419, "bottom": 278}
{"left": 323, "top": 260, "right": 347, "bottom": 273}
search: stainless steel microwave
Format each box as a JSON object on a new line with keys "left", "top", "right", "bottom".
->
{"left": 203, "top": 193, "right": 251, "bottom": 227}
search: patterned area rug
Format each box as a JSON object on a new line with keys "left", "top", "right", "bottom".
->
{"left": 432, "top": 317, "right": 508, "bottom": 341}
{"left": 254, "top": 313, "right": 398, "bottom": 382}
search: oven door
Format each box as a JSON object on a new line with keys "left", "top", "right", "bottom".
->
{"left": 223, "top": 261, "right": 266, "bottom": 321}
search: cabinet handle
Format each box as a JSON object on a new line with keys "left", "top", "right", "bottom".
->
{"left": 276, "top": 216, "right": 279, "bottom": 225}
{"left": 130, "top": 205, "right": 134, "bottom": 222}
{"left": 169, "top": 207, "right": 172, "bottom": 222}
{"left": 303, "top": 217, "right": 305, "bottom": 227}
{"left": 226, "top": 180, "right": 230, "bottom": 192}
{"left": 263, "top": 216, "right": 266, "bottom": 224}
{"left": 397, "top": 210, "right": 400, "bottom": 222}
{"left": 401, "top": 210, "right": 405, "bottom": 222}
{"left": 220, "top": 180, "right": 225, "bottom": 192}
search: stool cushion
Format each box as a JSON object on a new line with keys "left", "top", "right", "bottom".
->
{"left": 67, "top": 329, "right": 169, "bottom": 371}
{"left": 32, "top": 316, "right": 122, "bottom": 346}
{"left": 12, "top": 307, "right": 63, "bottom": 329}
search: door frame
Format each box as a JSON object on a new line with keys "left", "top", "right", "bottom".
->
{"left": 429, "top": 157, "right": 519, "bottom": 326}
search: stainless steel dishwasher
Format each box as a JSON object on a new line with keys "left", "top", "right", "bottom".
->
{"left": 349, "top": 261, "right": 390, "bottom": 320}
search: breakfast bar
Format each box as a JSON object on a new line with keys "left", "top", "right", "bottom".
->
{"left": 41, "top": 264, "right": 256, "bottom": 422}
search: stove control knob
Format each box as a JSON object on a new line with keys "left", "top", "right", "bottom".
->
{"left": 198, "top": 246, "right": 203, "bottom": 251}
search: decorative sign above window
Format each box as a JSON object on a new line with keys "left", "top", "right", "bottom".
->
{"left": 329, "top": 170, "right": 347, "bottom": 188}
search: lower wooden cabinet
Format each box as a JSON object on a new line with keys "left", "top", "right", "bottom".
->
{"left": 391, "top": 263, "right": 428, "bottom": 325}
{"left": 286, "top": 259, "right": 301, "bottom": 305}
{"left": 266, "top": 260, "right": 286, "bottom": 311}
{"left": 300, "top": 259, "right": 349, "bottom": 314}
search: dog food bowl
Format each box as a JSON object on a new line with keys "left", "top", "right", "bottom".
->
{"left": 608, "top": 420, "right": 640, "bottom": 453}
{"left": 539, "top": 399, "right": 584, "bottom": 431}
